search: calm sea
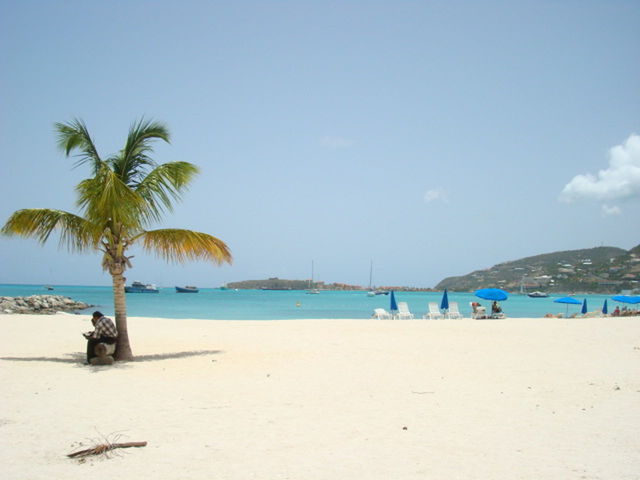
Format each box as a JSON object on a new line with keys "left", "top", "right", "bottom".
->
{"left": 0, "top": 284, "right": 614, "bottom": 320}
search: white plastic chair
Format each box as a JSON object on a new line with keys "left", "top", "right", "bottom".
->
{"left": 372, "top": 308, "right": 391, "bottom": 319}
{"left": 445, "top": 301, "right": 463, "bottom": 319}
{"left": 396, "top": 302, "right": 414, "bottom": 320}
{"left": 470, "top": 302, "right": 487, "bottom": 319}
{"left": 423, "top": 302, "right": 444, "bottom": 320}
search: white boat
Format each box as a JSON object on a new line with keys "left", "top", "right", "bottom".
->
{"left": 521, "top": 278, "right": 548, "bottom": 297}
{"left": 528, "top": 291, "right": 549, "bottom": 298}
{"left": 125, "top": 281, "right": 159, "bottom": 293}
{"left": 367, "top": 260, "right": 376, "bottom": 296}
{"left": 306, "top": 260, "right": 320, "bottom": 294}
{"left": 366, "top": 260, "right": 388, "bottom": 296}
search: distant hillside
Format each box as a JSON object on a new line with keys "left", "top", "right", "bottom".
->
{"left": 435, "top": 245, "right": 640, "bottom": 293}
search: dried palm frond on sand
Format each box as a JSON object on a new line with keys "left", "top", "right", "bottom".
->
{"left": 67, "top": 432, "right": 147, "bottom": 459}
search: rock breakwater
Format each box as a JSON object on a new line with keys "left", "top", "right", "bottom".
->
{"left": 0, "top": 295, "right": 92, "bottom": 314}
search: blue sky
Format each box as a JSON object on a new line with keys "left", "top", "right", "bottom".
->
{"left": 1, "top": 1, "right": 639, "bottom": 288}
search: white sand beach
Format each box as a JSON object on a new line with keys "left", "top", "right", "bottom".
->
{"left": 1, "top": 313, "right": 639, "bottom": 479}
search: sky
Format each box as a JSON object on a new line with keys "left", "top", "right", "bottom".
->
{"left": 1, "top": 0, "right": 639, "bottom": 289}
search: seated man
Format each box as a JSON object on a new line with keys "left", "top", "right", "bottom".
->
{"left": 491, "top": 301, "right": 502, "bottom": 314}
{"left": 83, "top": 311, "right": 117, "bottom": 364}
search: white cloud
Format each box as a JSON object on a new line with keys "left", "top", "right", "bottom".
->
{"left": 560, "top": 133, "right": 640, "bottom": 202}
{"left": 601, "top": 204, "right": 622, "bottom": 216}
{"left": 424, "top": 188, "right": 447, "bottom": 203}
{"left": 320, "top": 135, "right": 354, "bottom": 149}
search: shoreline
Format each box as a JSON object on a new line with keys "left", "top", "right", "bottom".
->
{"left": 1, "top": 314, "right": 639, "bottom": 479}
{"left": 0, "top": 287, "right": 633, "bottom": 320}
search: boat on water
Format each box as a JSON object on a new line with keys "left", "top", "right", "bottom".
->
{"left": 519, "top": 277, "right": 547, "bottom": 297}
{"left": 125, "top": 281, "right": 159, "bottom": 293}
{"left": 366, "top": 260, "right": 389, "bottom": 296}
{"left": 366, "top": 260, "right": 376, "bottom": 296}
{"left": 528, "top": 291, "right": 549, "bottom": 298}
{"left": 175, "top": 285, "right": 199, "bottom": 293}
{"left": 306, "top": 260, "right": 320, "bottom": 294}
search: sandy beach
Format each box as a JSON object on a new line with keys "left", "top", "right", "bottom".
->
{"left": 1, "top": 313, "right": 639, "bottom": 479}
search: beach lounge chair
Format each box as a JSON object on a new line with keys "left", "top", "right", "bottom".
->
{"left": 396, "top": 302, "right": 414, "bottom": 320}
{"left": 470, "top": 302, "right": 487, "bottom": 319}
{"left": 372, "top": 308, "right": 392, "bottom": 320}
{"left": 445, "top": 301, "right": 463, "bottom": 319}
{"left": 423, "top": 302, "right": 444, "bottom": 320}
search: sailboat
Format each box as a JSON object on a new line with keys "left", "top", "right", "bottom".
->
{"left": 367, "top": 260, "right": 389, "bottom": 296}
{"left": 367, "top": 260, "right": 376, "bottom": 296}
{"left": 306, "top": 260, "right": 320, "bottom": 294}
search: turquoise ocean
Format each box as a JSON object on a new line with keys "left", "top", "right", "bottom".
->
{"left": 0, "top": 284, "right": 614, "bottom": 320}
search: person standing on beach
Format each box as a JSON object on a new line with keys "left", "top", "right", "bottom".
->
{"left": 83, "top": 311, "right": 117, "bottom": 363}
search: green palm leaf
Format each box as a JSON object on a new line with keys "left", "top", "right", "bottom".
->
{"left": 55, "top": 119, "right": 103, "bottom": 174}
{"left": 1, "top": 209, "right": 97, "bottom": 251}
{"left": 139, "top": 229, "right": 232, "bottom": 265}
{"left": 112, "top": 118, "right": 170, "bottom": 186}
{"left": 76, "top": 164, "right": 146, "bottom": 229}
{"left": 135, "top": 162, "right": 199, "bottom": 222}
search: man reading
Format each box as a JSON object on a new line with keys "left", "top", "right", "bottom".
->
{"left": 83, "top": 311, "right": 117, "bottom": 364}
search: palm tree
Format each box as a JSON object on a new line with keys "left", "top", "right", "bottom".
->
{"left": 1, "top": 118, "right": 232, "bottom": 360}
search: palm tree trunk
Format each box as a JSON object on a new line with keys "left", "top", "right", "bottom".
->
{"left": 111, "top": 271, "right": 133, "bottom": 360}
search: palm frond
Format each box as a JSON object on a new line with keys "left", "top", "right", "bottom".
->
{"left": 139, "top": 229, "right": 232, "bottom": 265}
{"left": 1, "top": 209, "right": 99, "bottom": 252}
{"left": 55, "top": 119, "right": 103, "bottom": 174}
{"left": 135, "top": 162, "right": 199, "bottom": 223}
{"left": 76, "top": 164, "right": 146, "bottom": 229}
{"left": 112, "top": 118, "right": 170, "bottom": 186}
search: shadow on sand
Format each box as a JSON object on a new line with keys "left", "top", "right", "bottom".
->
{"left": 0, "top": 353, "right": 85, "bottom": 364}
{"left": 134, "top": 350, "right": 223, "bottom": 362}
{"left": 0, "top": 350, "right": 223, "bottom": 366}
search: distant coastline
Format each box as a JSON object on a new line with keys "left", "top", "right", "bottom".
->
{"left": 225, "top": 278, "right": 434, "bottom": 292}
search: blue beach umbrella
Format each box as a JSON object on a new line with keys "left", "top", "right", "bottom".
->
{"left": 602, "top": 299, "right": 608, "bottom": 315}
{"left": 440, "top": 289, "right": 449, "bottom": 311}
{"left": 390, "top": 291, "right": 398, "bottom": 313}
{"left": 475, "top": 288, "right": 509, "bottom": 301}
{"left": 611, "top": 295, "right": 640, "bottom": 305}
{"left": 581, "top": 298, "right": 588, "bottom": 315}
{"left": 553, "top": 296, "right": 581, "bottom": 316}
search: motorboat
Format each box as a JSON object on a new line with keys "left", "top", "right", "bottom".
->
{"left": 528, "top": 291, "right": 549, "bottom": 298}
{"left": 520, "top": 277, "right": 548, "bottom": 298}
{"left": 175, "top": 285, "right": 199, "bottom": 293}
{"left": 125, "top": 281, "right": 159, "bottom": 293}
{"left": 367, "top": 290, "right": 389, "bottom": 296}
